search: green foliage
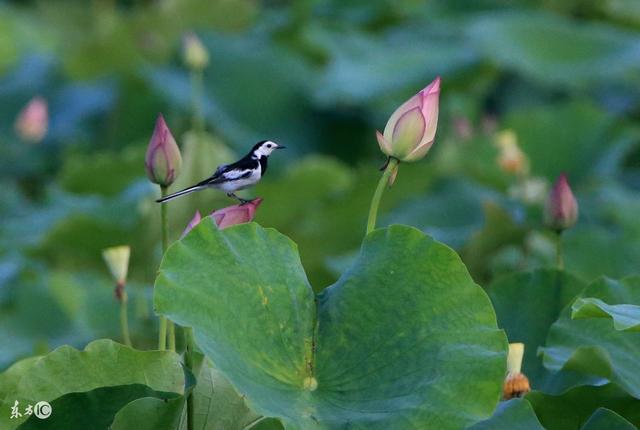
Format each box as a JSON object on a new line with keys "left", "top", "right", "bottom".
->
{"left": 540, "top": 277, "right": 640, "bottom": 398}
{"left": 1, "top": 0, "right": 640, "bottom": 428}
{"left": 489, "top": 269, "right": 586, "bottom": 384}
{"left": 468, "top": 399, "right": 544, "bottom": 430}
{"left": 0, "top": 340, "right": 184, "bottom": 429}
{"left": 155, "top": 222, "right": 507, "bottom": 429}
{"left": 572, "top": 297, "right": 640, "bottom": 332}
{"left": 527, "top": 384, "right": 640, "bottom": 429}
{"left": 580, "top": 408, "right": 637, "bottom": 430}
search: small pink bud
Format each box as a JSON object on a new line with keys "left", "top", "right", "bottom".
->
{"left": 210, "top": 198, "right": 263, "bottom": 230}
{"left": 545, "top": 174, "right": 578, "bottom": 231}
{"left": 377, "top": 76, "right": 440, "bottom": 162}
{"left": 15, "top": 97, "right": 48, "bottom": 143}
{"left": 181, "top": 211, "right": 202, "bottom": 239}
{"left": 145, "top": 114, "right": 182, "bottom": 187}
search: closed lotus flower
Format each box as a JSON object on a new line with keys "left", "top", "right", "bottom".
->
{"left": 545, "top": 174, "right": 578, "bottom": 231}
{"left": 145, "top": 114, "right": 182, "bottom": 187}
{"left": 15, "top": 96, "right": 48, "bottom": 143}
{"left": 211, "top": 198, "right": 262, "bottom": 229}
{"left": 376, "top": 77, "right": 440, "bottom": 162}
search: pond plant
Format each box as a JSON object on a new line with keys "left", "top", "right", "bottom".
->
{"left": 1, "top": 57, "right": 639, "bottom": 430}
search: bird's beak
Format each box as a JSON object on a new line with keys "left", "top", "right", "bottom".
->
{"left": 276, "top": 145, "right": 286, "bottom": 149}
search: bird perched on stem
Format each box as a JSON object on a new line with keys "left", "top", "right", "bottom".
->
{"left": 156, "top": 140, "right": 285, "bottom": 204}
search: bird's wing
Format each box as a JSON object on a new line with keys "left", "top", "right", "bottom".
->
{"left": 198, "top": 168, "right": 252, "bottom": 186}
{"left": 196, "top": 158, "right": 257, "bottom": 186}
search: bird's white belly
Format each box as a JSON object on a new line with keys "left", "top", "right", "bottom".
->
{"left": 214, "top": 168, "right": 261, "bottom": 192}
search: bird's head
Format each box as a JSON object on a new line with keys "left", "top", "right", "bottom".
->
{"left": 252, "top": 140, "right": 286, "bottom": 158}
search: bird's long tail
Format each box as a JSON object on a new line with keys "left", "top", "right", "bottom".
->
{"left": 156, "top": 185, "right": 205, "bottom": 203}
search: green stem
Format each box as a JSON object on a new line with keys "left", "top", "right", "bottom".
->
{"left": 366, "top": 157, "right": 399, "bottom": 234}
{"left": 168, "top": 321, "right": 176, "bottom": 351}
{"left": 120, "top": 291, "right": 132, "bottom": 347}
{"left": 158, "top": 186, "right": 169, "bottom": 350}
{"left": 555, "top": 230, "right": 564, "bottom": 270}
{"left": 190, "top": 69, "right": 205, "bottom": 134}
{"left": 185, "top": 327, "right": 195, "bottom": 430}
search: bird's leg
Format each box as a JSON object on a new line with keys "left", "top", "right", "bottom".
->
{"left": 227, "top": 192, "right": 251, "bottom": 205}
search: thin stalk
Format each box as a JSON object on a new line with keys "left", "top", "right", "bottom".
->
{"left": 119, "top": 290, "right": 132, "bottom": 347}
{"left": 184, "top": 327, "right": 195, "bottom": 430}
{"left": 184, "top": 67, "right": 204, "bottom": 430}
{"left": 366, "top": 157, "right": 399, "bottom": 234}
{"left": 158, "top": 186, "right": 169, "bottom": 350}
{"left": 555, "top": 230, "right": 564, "bottom": 270}
{"left": 190, "top": 69, "right": 205, "bottom": 134}
{"left": 168, "top": 321, "right": 176, "bottom": 351}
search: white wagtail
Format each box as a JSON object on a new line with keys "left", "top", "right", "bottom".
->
{"left": 156, "top": 140, "right": 285, "bottom": 204}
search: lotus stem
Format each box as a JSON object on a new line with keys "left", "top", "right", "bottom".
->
{"left": 119, "top": 288, "right": 132, "bottom": 347}
{"left": 158, "top": 186, "right": 169, "bottom": 350}
{"left": 191, "top": 69, "right": 205, "bottom": 134}
{"left": 366, "top": 157, "right": 399, "bottom": 234}
{"left": 555, "top": 230, "right": 564, "bottom": 270}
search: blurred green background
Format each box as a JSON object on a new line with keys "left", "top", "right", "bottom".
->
{"left": 1, "top": 0, "right": 639, "bottom": 369}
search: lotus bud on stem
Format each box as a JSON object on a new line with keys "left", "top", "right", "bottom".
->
{"left": 544, "top": 174, "right": 578, "bottom": 270}
{"left": 367, "top": 77, "right": 441, "bottom": 234}
{"left": 145, "top": 114, "right": 182, "bottom": 351}
{"left": 503, "top": 343, "right": 530, "bottom": 399}
{"left": 102, "top": 246, "right": 132, "bottom": 347}
{"left": 183, "top": 32, "right": 209, "bottom": 133}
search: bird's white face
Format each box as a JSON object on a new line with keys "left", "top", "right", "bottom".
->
{"left": 253, "top": 141, "right": 283, "bottom": 158}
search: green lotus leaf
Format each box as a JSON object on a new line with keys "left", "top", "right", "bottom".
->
{"left": 572, "top": 297, "right": 640, "bottom": 332}
{"left": 540, "top": 277, "right": 640, "bottom": 398}
{"left": 488, "top": 269, "right": 586, "bottom": 385}
{"left": 0, "top": 339, "right": 184, "bottom": 430}
{"left": 110, "top": 396, "right": 186, "bottom": 430}
{"left": 580, "top": 408, "right": 637, "bottom": 430}
{"left": 155, "top": 222, "right": 507, "bottom": 429}
{"left": 527, "top": 384, "right": 640, "bottom": 429}
{"left": 467, "top": 398, "right": 544, "bottom": 430}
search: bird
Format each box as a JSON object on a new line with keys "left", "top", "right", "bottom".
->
{"left": 156, "top": 140, "right": 285, "bottom": 204}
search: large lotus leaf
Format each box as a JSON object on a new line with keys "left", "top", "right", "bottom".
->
{"left": 191, "top": 358, "right": 281, "bottom": 430}
{"left": 540, "top": 277, "right": 640, "bottom": 398}
{"left": 527, "top": 384, "right": 640, "bottom": 429}
{"left": 19, "top": 385, "right": 180, "bottom": 430}
{"left": 580, "top": 408, "right": 637, "bottom": 430}
{"left": 110, "top": 396, "right": 185, "bottom": 430}
{"left": 155, "top": 222, "right": 507, "bottom": 429}
{"left": 488, "top": 269, "right": 586, "bottom": 385}
{"left": 467, "top": 399, "right": 544, "bottom": 430}
{"left": 468, "top": 12, "right": 639, "bottom": 88}
{"left": 572, "top": 298, "right": 640, "bottom": 332}
{"left": 0, "top": 339, "right": 184, "bottom": 429}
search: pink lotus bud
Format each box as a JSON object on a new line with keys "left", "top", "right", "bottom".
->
{"left": 183, "top": 32, "right": 209, "bottom": 70}
{"left": 145, "top": 114, "right": 182, "bottom": 187}
{"left": 181, "top": 211, "right": 202, "bottom": 239}
{"left": 545, "top": 174, "right": 578, "bottom": 231}
{"left": 15, "top": 97, "right": 48, "bottom": 143}
{"left": 376, "top": 77, "right": 440, "bottom": 162}
{"left": 210, "top": 198, "right": 263, "bottom": 230}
